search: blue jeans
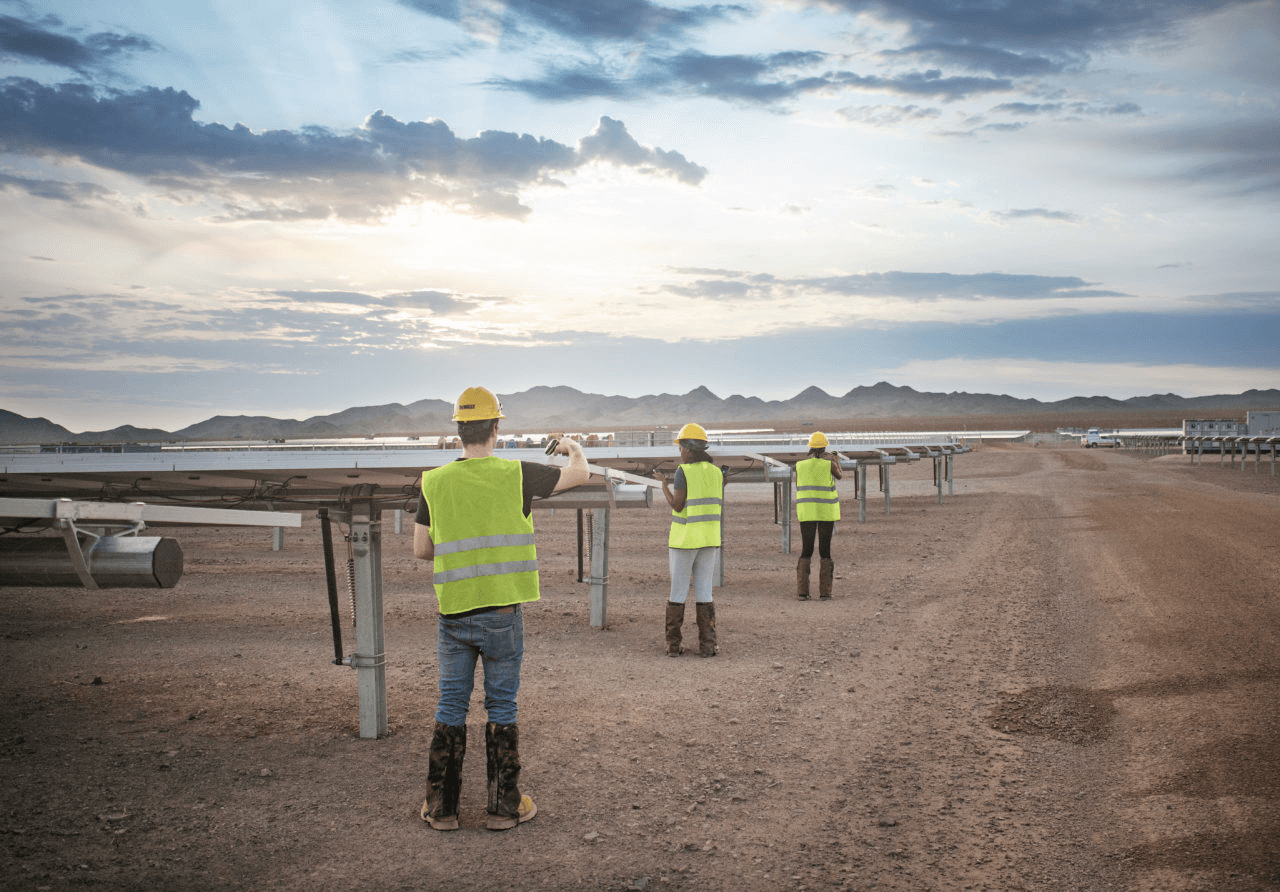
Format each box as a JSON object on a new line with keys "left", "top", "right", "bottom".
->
{"left": 435, "top": 606, "right": 524, "bottom": 726}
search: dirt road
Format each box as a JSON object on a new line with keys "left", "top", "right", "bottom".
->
{"left": 2, "top": 442, "right": 1278, "bottom": 890}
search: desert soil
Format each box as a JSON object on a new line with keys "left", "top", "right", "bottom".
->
{"left": 2, "top": 438, "right": 1278, "bottom": 891}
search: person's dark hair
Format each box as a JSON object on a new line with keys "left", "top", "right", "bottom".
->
{"left": 809, "top": 447, "right": 825, "bottom": 458}
{"left": 458, "top": 418, "right": 497, "bottom": 445}
{"left": 679, "top": 439, "right": 711, "bottom": 461}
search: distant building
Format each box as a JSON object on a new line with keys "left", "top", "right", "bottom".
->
{"left": 1182, "top": 419, "right": 1246, "bottom": 438}
{"left": 1246, "top": 411, "right": 1280, "bottom": 436}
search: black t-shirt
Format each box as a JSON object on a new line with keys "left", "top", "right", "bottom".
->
{"left": 415, "top": 459, "right": 562, "bottom": 526}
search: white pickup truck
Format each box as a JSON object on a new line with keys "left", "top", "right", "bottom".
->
{"left": 1081, "top": 427, "right": 1119, "bottom": 448}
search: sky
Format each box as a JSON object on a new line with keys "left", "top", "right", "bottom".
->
{"left": 1, "top": 0, "right": 1278, "bottom": 432}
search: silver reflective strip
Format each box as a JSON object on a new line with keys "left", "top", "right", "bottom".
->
{"left": 685, "top": 497, "right": 722, "bottom": 507}
{"left": 796, "top": 496, "right": 839, "bottom": 504}
{"left": 434, "top": 559, "right": 539, "bottom": 584}
{"left": 797, "top": 485, "right": 835, "bottom": 493}
{"left": 434, "top": 532, "right": 536, "bottom": 557}
{"left": 671, "top": 513, "right": 722, "bottom": 525}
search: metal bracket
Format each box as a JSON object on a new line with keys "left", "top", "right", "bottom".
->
{"left": 343, "top": 652, "right": 386, "bottom": 670}
{"left": 745, "top": 452, "right": 792, "bottom": 481}
{"left": 51, "top": 499, "right": 151, "bottom": 589}
{"left": 55, "top": 518, "right": 100, "bottom": 589}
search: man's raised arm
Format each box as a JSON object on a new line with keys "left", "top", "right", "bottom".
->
{"left": 552, "top": 438, "right": 589, "bottom": 492}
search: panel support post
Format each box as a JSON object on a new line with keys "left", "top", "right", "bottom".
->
{"left": 588, "top": 507, "right": 610, "bottom": 628}
{"left": 857, "top": 465, "right": 868, "bottom": 524}
{"left": 349, "top": 498, "right": 387, "bottom": 739}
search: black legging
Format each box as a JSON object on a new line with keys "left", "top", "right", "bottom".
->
{"left": 799, "top": 520, "right": 834, "bottom": 560}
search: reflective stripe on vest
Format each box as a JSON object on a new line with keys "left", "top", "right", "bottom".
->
{"left": 669, "top": 461, "right": 723, "bottom": 548}
{"left": 796, "top": 457, "right": 840, "bottom": 522}
{"left": 422, "top": 456, "right": 540, "bottom": 614}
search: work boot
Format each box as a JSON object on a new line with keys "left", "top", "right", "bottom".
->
{"left": 486, "top": 722, "right": 536, "bottom": 830}
{"left": 695, "top": 602, "right": 717, "bottom": 657}
{"left": 665, "top": 601, "right": 685, "bottom": 656}
{"left": 796, "top": 558, "right": 811, "bottom": 600}
{"left": 819, "top": 558, "right": 834, "bottom": 600}
{"left": 420, "top": 721, "right": 466, "bottom": 830}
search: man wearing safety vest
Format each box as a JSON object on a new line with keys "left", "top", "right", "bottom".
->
{"left": 414, "top": 386, "right": 588, "bottom": 831}
{"left": 795, "top": 431, "right": 843, "bottom": 600}
{"left": 654, "top": 422, "right": 724, "bottom": 657}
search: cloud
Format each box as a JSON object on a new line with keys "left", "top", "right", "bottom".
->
{"left": 663, "top": 268, "right": 1124, "bottom": 303}
{"left": 813, "top": 0, "right": 1258, "bottom": 60}
{"left": 577, "top": 115, "right": 707, "bottom": 184}
{"left": 0, "top": 12, "right": 156, "bottom": 73}
{"left": 800, "top": 270, "right": 1121, "bottom": 300}
{"left": 0, "top": 171, "right": 113, "bottom": 205}
{"left": 992, "top": 208, "right": 1081, "bottom": 223}
{"left": 884, "top": 41, "right": 1067, "bottom": 76}
{"left": 395, "top": 0, "right": 738, "bottom": 44}
{"left": 406, "top": 0, "right": 1231, "bottom": 110}
{"left": 992, "top": 100, "right": 1143, "bottom": 118}
{"left": 837, "top": 103, "right": 942, "bottom": 126}
{"left": 0, "top": 80, "right": 706, "bottom": 219}
{"left": 882, "top": 356, "right": 1280, "bottom": 402}
{"left": 492, "top": 50, "right": 1014, "bottom": 105}
{"left": 1128, "top": 118, "right": 1280, "bottom": 196}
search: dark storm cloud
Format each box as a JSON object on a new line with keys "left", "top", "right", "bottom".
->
{"left": 0, "top": 13, "right": 155, "bottom": 73}
{"left": 396, "top": 0, "right": 741, "bottom": 43}
{"left": 0, "top": 80, "right": 706, "bottom": 219}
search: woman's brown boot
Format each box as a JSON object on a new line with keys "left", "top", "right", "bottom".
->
{"left": 665, "top": 601, "right": 685, "bottom": 656}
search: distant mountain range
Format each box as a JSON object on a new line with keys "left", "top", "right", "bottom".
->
{"left": 4, "top": 382, "right": 1279, "bottom": 445}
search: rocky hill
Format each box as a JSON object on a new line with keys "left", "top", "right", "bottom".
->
{"left": 3, "top": 383, "right": 1279, "bottom": 445}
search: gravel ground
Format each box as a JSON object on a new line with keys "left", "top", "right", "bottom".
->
{"left": 2, "top": 439, "right": 1278, "bottom": 891}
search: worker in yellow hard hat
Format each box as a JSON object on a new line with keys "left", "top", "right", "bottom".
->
{"left": 653, "top": 422, "right": 724, "bottom": 657}
{"left": 414, "top": 385, "right": 588, "bottom": 831}
{"left": 795, "top": 431, "right": 843, "bottom": 600}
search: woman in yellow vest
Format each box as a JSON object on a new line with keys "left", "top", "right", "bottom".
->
{"left": 795, "top": 431, "right": 842, "bottom": 600}
{"left": 654, "top": 422, "right": 724, "bottom": 656}
{"left": 414, "top": 386, "right": 587, "bottom": 831}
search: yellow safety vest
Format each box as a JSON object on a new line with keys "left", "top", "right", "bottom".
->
{"left": 796, "top": 457, "right": 840, "bottom": 522}
{"left": 421, "top": 456, "right": 539, "bottom": 614}
{"left": 669, "top": 461, "right": 723, "bottom": 549}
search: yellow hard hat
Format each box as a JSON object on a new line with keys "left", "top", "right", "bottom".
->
{"left": 674, "top": 422, "right": 708, "bottom": 444}
{"left": 452, "top": 386, "right": 504, "bottom": 422}
{"left": 808, "top": 431, "right": 829, "bottom": 450}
